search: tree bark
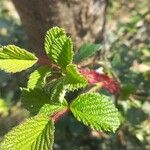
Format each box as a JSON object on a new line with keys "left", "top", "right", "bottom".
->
{"left": 11, "top": 0, "right": 107, "bottom": 54}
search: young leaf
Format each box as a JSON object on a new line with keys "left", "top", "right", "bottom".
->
{"left": 21, "top": 88, "right": 50, "bottom": 115}
{"left": 44, "top": 26, "right": 66, "bottom": 59}
{"left": 0, "top": 115, "right": 55, "bottom": 150}
{"left": 27, "top": 66, "right": 51, "bottom": 89}
{"left": 70, "top": 93, "right": 120, "bottom": 132}
{"left": 45, "top": 79, "right": 66, "bottom": 103}
{"left": 39, "top": 99, "right": 68, "bottom": 116}
{"left": 79, "top": 69, "right": 120, "bottom": 95}
{"left": 64, "top": 64, "right": 87, "bottom": 91}
{"left": 51, "top": 35, "right": 73, "bottom": 69}
{"left": 74, "top": 43, "right": 102, "bottom": 63}
{"left": 0, "top": 45, "right": 37, "bottom": 73}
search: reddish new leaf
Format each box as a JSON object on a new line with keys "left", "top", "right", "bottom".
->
{"left": 79, "top": 68, "right": 120, "bottom": 95}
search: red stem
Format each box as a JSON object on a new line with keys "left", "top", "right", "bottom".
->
{"left": 79, "top": 68, "right": 121, "bottom": 95}
{"left": 37, "top": 55, "right": 51, "bottom": 65}
{"left": 37, "top": 56, "right": 120, "bottom": 95}
{"left": 37, "top": 56, "right": 60, "bottom": 69}
{"left": 51, "top": 108, "right": 69, "bottom": 122}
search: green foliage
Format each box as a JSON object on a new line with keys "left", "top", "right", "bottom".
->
{"left": 1, "top": 0, "right": 149, "bottom": 148}
{"left": 0, "top": 45, "right": 37, "bottom": 73}
{"left": 45, "top": 78, "right": 66, "bottom": 103}
{"left": 44, "top": 27, "right": 73, "bottom": 69}
{"left": 21, "top": 88, "right": 50, "bottom": 115}
{"left": 27, "top": 66, "right": 51, "bottom": 89}
{"left": 64, "top": 64, "right": 87, "bottom": 91}
{"left": 0, "top": 26, "right": 120, "bottom": 150}
{"left": 70, "top": 93, "right": 120, "bottom": 132}
{"left": 74, "top": 43, "right": 102, "bottom": 63}
{"left": 39, "top": 100, "right": 68, "bottom": 116}
{"left": 51, "top": 35, "right": 73, "bottom": 69}
{"left": 45, "top": 64, "right": 87, "bottom": 102}
{"left": 0, "top": 115, "right": 54, "bottom": 150}
{"left": 44, "top": 27, "right": 66, "bottom": 59}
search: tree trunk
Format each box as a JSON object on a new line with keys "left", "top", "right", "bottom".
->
{"left": 11, "top": 0, "right": 108, "bottom": 54}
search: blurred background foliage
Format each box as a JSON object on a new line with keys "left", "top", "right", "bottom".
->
{"left": 0, "top": 0, "right": 150, "bottom": 150}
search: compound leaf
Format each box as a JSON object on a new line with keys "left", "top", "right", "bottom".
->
{"left": 27, "top": 66, "right": 51, "bottom": 89}
{"left": 0, "top": 45, "right": 37, "bottom": 73}
{"left": 0, "top": 115, "right": 54, "bottom": 150}
{"left": 74, "top": 43, "right": 102, "bottom": 63}
{"left": 70, "top": 93, "right": 120, "bottom": 132}
{"left": 64, "top": 64, "right": 87, "bottom": 91}
{"left": 21, "top": 88, "right": 50, "bottom": 115}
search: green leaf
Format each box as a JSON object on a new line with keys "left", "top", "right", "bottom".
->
{"left": 39, "top": 99, "right": 68, "bottom": 116}
{"left": 21, "top": 88, "right": 50, "bottom": 115}
{"left": 74, "top": 43, "right": 102, "bottom": 63}
{"left": 70, "top": 93, "right": 120, "bottom": 132}
{"left": 0, "top": 45, "right": 37, "bottom": 73}
{"left": 51, "top": 35, "right": 73, "bottom": 69}
{"left": 64, "top": 64, "right": 87, "bottom": 91}
{"left": 44, "top": 26, "right": 66, "bottom": 59}
{"left": 45, "top": 79, "right": 66, "bottom": 103}
{"left": 44, "top": 27, "right": 73, "bottom": 69}
{"left": 27, "top": 66, "right": 51, "bottom": 89}
{"left": 0, "top": 115, "right": 54, "bottom": 150}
